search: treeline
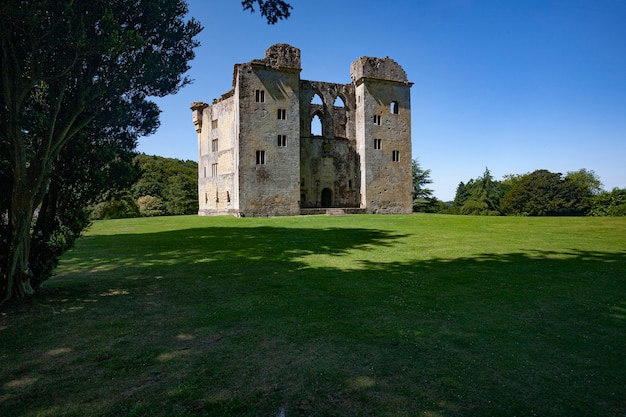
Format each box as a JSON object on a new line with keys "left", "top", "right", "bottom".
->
{"left": 90, "top": 154, "right": 198, "bottom": 219}
{"left": 447, "top": 168, "right": 625, "bottom": 216}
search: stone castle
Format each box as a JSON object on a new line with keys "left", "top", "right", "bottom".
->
{"left": 191, "top": 44, "right": 413, "bottom": 217}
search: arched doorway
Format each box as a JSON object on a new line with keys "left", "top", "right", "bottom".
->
{"left": 321, "top": 188, "right": 333, "bottom": 207}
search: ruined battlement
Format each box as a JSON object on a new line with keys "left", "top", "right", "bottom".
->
{"left": 350, "top": 56, "right": 410, "bottom": 84}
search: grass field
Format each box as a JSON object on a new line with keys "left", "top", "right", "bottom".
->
{"left": 1, "top": 214, "right": 625, "bottom": 416}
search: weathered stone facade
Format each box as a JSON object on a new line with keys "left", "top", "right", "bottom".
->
{"left": 192, "top": 44, "right": 413, "bottom": 217}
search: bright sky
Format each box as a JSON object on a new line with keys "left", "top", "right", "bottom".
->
{"left": 138, "top": 0, "right": 626, "bottom": 202}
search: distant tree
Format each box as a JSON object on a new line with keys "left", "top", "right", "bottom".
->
{"left": 451, "top": 181, "right": 471, "bottom": 214}
{"left": 131, "top": 154, "right": 198, "bottom": 216}
{"left": 460, "top": 167, "right": 501, "bottom": 215}
{"left": 137, "top": 196, "right": 167, "bottom": 217}
{"left": 500, "top": 169, "right": 592, "bottom": 216}
{"left": 589, "top": 188, "right": 626, "bottom": 216}
{"left": 242, "top": 0, "right": 293, "bottom": 24}
{"left": 411, "top": 159, "right": 437, "bottom": 212}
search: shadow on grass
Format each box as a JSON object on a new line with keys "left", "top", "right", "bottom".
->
{"left": 1, "top": 225, "right": 625, "bottom": 417}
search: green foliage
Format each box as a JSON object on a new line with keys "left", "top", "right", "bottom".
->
{"left": 501, "top": 169, "right": 592, "bottom": 216}
{"left": 590, "top": 188, "right": 626, "bottom": 216}
{"left": 91, "top": 191, "right": 140, "bottom": 220}
{"left": 411, "top": 158, "right": 446, "bottom": 213}
{"left": 0, "top": 0, "right": 202, "bottom": 301}
{"left": 137, "top": 195, "right": 166, "bottom": 217}
{"left": 241, "top": 0, "right": 293, "bottom": 24}
{"left": 132, "top": 154, "right": 198, "bottom": 216}
{"left": 453, "top": 168, "right": 502, "bottom": 215}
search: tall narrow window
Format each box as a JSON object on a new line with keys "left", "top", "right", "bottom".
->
{"left": 277, "top": 135, "right": 286, "bottom": 147}
{"left": 211, "top": 119, "right": 218, "bottom": 129}
{"left": 390, "top": 101, "right": 399, "bottom": 114}
{"left": 392, "top": 150, "right": 400, "bottom": 162}
{"left": 255, "top": 89, "right": 265, "bottom": 103}
{"left": 374, "top": 138, "right": 382, "bottom": 150}
{"left": 311, "top": 114, "right": 322, "bottom": 136}
{"left": 373, "top": 115, "right": 381, "bottom": 125}
{"left": 277, "top": 109, "right": 286, "bottom": 119}
{"left": 256, "top": 150, "right": 266, "bottom": 165}
{"left": 212, "top": 139, "right": 218, "bottom": 152}
{"left": 203, "top": 166, "right": 207, "bottom": 178}
{"left": 211, "top": 163, "right": 218, "bottom": 177}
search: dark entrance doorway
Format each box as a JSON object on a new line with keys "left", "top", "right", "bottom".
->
{"left": 321, "top": 188, "right": 333, "bottom": 207}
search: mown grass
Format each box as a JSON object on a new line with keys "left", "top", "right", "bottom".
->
{"left": 1, "top": 214, "right": 625, "bottom": 417}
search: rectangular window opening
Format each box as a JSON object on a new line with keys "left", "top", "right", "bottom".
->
{"left": 211, "top": 163, "right": 218, "bottom": 177}
{"left": 211, "top": 119, "right": 218, "bottom": 129}
{"left": 277, "top": 135, "right": 286, "bottom": 147}
{"left": 374, "top": 138, "right": 382, "bottom": 150}
{"left": 277, "top": 109, "right": 286, "bottom": 120}
{"left": 390, "top": 101, "right": 399, "bottom": 114}
{"left": 255, "top": 89, "right": 265, "bottom": 103}
{"left": 256, "top": 150, "right": 266, "bottom": 165}
{"left": 392, "top": 150, "right": 400, "bottom": 162}
{"left": 373, "top": 115, "right": 381, "bottom": 125}
{"left": 212, "top": 139, "right": 218, "bottom": 152}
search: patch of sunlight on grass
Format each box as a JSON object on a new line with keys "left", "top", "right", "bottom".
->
{"left": 157, "top": 350, "right": 191, "bottom": 362}
{"left": 4, "top": 376, "right": 38, "bottom": 388}
{"left": 99, "top": 289, "right": 129, "bottom": 297}
{"left": 348, "top": 376, "right": 376, "bottom": 389}
{"left": 46, "top": 347, "right": 73, "bottom": 356}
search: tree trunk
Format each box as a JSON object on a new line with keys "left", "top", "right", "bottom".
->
{"left": 2, "top": 185, "right": 36, "bottom": 303}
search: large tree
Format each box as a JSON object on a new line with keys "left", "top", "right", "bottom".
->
{"left": 0, "top": 0, "right": 202, "bottom": 303}
{"left": 500, "top": 169, "right": 591, "bottom": 216}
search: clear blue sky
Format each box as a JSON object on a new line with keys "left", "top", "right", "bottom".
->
{"left": 138, "top": 0, "right": 626, "bottom": 201}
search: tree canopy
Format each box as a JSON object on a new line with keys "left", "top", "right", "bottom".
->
{"left": 242, "top": 0, "right": 293, "bottom": 24}
{"left": 0, "top": 0, "right": 202, "bottom": 302}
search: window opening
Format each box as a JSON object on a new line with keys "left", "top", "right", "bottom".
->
{"left": 311, "top": 93, "right": 323, "bottom": 105}
{"left": 211, "top": 163, "right": 218, "bottom": 177}
{"left": 203, "top": 166, "right": 207, "bottom": 178}
{"left": 334, "top": 96, "right": 345, "bottom": 108}
{"left": 390, "top": 101, "right": 399, "bottom": 114}
{"left": 211, "top": 119, "right": 218, "bottom": 129}
{"left": 277, "top": 109, "right": 286, "bottom": 120}
{"left": 212, "top": 139, "right": 218, "bottom": 152}
{"left": 374, "top": 139, "right": 382, "bottom": 150}
{"left": 392, "top": 150, "right": 400, "bottom": 162}
{"left": 311, "top": 114, "right": 322, "bottom": 136}
{"left": 373, "top": 115, "right": 381, "bottom": 125}
{"left": 256, "top": 150, "right": 266, "bottom": 165}
{"left": 255, "top": 89, "right": 265, "bottom": 103}
{"left": 277, "top": 135, "right": 287, "bottom": 147}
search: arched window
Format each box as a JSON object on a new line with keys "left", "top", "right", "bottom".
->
{"left": 311, "top": 113, "right": 322, "bottom": 136}
{"left": 334, "top": 96, "right": 345, "bottom": 108}
{"left": 311, "top": 93, "right": 323, "bottom": 105}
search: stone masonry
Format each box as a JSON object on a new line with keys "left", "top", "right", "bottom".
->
{"left": 191, "top": 44, "right": 413, "bottom": 217}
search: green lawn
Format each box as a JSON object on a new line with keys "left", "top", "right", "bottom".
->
{"left": 1, "top": 214, "right": 625, "bottom": 417}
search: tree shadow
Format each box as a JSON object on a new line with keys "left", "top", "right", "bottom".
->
{"left": 1, "top": 224, "right": 624, "bottom": 417}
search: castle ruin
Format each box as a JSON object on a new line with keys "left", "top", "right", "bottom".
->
{"left": 191, "top": 44, "right": 413, "bottom": 217}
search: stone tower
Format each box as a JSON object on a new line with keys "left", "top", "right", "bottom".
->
{"left": 192, "top": 44, "right": 413, "bottom": 217}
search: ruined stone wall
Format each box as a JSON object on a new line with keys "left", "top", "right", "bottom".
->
{"left": 193, "top": 44, "right": 412, "bottom": 217}
{"left": 195, "top": 91, "right": 240, "bottom": 216}
{"left": 236, "top": 51, "right": 301, "bottom": 216}
{"left": 300, "top": 137, "right": 359, "bottom": 208}
{"left": 352, "top": 57, "right": 413, "bottom": 214}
